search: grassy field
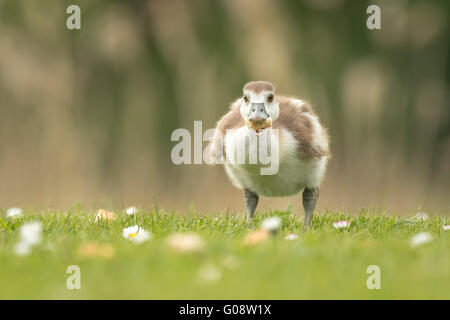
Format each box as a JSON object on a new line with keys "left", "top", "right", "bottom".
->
{"left": 0, "top": 207, "right": 449, "bottom": 299}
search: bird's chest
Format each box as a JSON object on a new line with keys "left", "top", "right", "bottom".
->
{"left": 224, "top": 126, "right": 279, "bottom": 171}
{"left": 223, "top": 126, "right": 309, "bottom": 196}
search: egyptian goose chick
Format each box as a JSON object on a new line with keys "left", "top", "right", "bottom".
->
{"left": 209, "top": 81, "right": 329, "bottom": 229}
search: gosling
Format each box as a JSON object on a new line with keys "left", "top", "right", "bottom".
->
{"left": 209, "top": 81, "right": 329, "bottom": 229}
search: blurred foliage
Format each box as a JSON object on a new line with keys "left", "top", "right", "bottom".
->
{"left": 0, "top": 0, "right": 448, "bottom": 213}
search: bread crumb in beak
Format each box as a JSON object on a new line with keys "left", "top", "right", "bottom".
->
{"left": 247, "top": 118, "right": 272, "bottom": 135}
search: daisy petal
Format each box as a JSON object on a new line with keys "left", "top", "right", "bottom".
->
{"left": 261, "top": 216, "right": 282, "bottom": 232}
{"left": 122, "top": 225, "right": 151, "bottom": 244}
{"left": 6, "top": 207, "right": 23, "bottom": 218}
{"left": 125, "top": 206, "right": 137, "bottom": 215}
{"left": 333, "top": 220, "right": 350, "bottom": 229}
{"left": 410, "top": 232, "right": 433, "bottom": 248}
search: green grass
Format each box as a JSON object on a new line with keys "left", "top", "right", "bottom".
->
{"left": 0, "top": 207, "right": 449, "bottom": 299}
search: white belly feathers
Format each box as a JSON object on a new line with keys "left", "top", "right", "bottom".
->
{"left": 223, "top": 126, "right": 327, "bottom": 197}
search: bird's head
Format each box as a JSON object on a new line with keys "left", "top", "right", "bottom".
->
{"left": 240, "top": 81, "right": 279, "bottom": 134}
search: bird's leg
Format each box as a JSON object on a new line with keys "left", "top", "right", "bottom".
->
{"left": 302, "top": 187, "right": 318, "bottom": 230}
{"left": 244, "top": 189, "right": 259, "bottom": 222}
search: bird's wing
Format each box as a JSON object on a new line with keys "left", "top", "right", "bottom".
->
{"left": 275, "top": 97, "right": 329, "bottom": 159}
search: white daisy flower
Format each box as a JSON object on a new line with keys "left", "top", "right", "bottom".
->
{"left": 13, "top": 221, "right": 43, "bottom": 256}
{"left": 442, "top": 225, "right": 450, "bottom": 231}
{"left": 333, "top": 220, "right": 350, "bottom": 229}
{"left": 410, "top": 232, "right": 433, "bottom": 248}
{"left": 261, "top": 216, "right": 282, "bottom": 232}
{"left": 20, "top": 222, "right": 43, "bottom": 246}
{"left": 122, "top": 225, "right": 151, "bottom": 244}
{"left": 414, "top": 211, "right": 429, "bottom": 221}
{"left": 125, "top": 206, "right": 137, "bottom": 215}
{"left": 6, "top": 207, "right": 23, "bottom": 218}
{"left": 285, "top": 233, "right": 298, "bottom": 240}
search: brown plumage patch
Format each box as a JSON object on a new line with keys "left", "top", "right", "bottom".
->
{"left": 217, "top": 101, "right": 245, "bottom": 135}
{"left": 243, "top": 81, "right": 275, "bottom": 94}
{"left": 274, "top": 96, "right": 329, "bottom": 159}
{"left": 208, "top": 100, "right": 244, "bottom": 163}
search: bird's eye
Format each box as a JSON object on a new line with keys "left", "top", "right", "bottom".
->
{"left": 267, "top": 94, "right": 274, "bottom": 103}
{"left": 243, "top": 95, "right": 249, "bottom": 103}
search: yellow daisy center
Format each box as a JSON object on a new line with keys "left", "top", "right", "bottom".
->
{"left": 129, "top": 232, "right": 138, "bottom": 239}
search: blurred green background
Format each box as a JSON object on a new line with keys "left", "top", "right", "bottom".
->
{"left": 0, "top": 0, "right": 448, "bottom": 214}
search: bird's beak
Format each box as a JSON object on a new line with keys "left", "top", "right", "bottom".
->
{"left": 248, "top": 103, "right": 269, "bottom": 122}
{"left": 247, "top": 103, "right": 271, "bottom": 134}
